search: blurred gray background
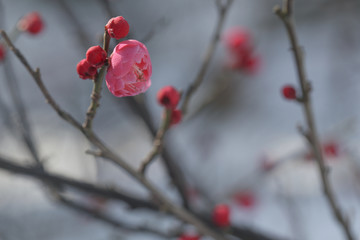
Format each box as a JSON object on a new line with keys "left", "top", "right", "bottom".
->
{"left": 1, "top": 0, "right": 360, "bottom": 239}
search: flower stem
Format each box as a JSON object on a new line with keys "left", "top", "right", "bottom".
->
{"left": 83, "top": 31, "right": 110, "bottom": 129}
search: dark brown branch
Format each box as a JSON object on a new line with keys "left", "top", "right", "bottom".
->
{"left": 181, "top": 0, "right": 234, "bottom": 115}
{"left": 274, "top": 2, "right": 354, "bottom": 240}
{"left": 56, "top": 194, "right": 178, "bottom": 238}
{"left": 195, "top": 212, "right": 289, "bottom": 240}
{"left": 0, "top": 155, "right": 157, "bottom": 210}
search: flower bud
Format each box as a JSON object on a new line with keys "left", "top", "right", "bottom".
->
{"left": 77, "top": 59, "right": 97, "bottom": 80}
{"left": 86, "top": 46, "right": 107, "bottom": 68}
{"left": 105, "top": 16, "right": 129, "bottom": 39}
{"left": 18, "top": 12, "right": 44, "bottom": 35}
{"left": 212, "top": 204, "right": 230, "bottom": 227}
{"left": 170, "top": 109, "right": 182, "bottom": 126}
{"left": 282, "top": 85, "right": 297, "bottom": 100}
{"left": 157, "top": 86, "right": 180, "bottom": 109}
{"left": 0, "top": 44, "right": 5, "bottom": 62}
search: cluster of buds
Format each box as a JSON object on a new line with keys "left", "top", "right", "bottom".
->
{"left": 76, "top": 16, "right": 130, "bottom": 80}
{"left": 77, "top": 46, "right": 107, "bottom": 80}
{"left": 157, "top": 86, "right": 182, "bottom": 126}
{"left": 223, "top": 27, "right": 259, "bottom": 74}
{"left": 0, "top": 11, "right": 44, "bottom": 63}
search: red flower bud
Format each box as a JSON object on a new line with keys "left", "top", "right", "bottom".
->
{"left": 0, "top": 44, "right": 5, "bottom": 62}
{"left": 282, "top": 85, "right": 296, "bottom": 100}
{"left": 105, "top": 16, "right": 129, "bottom": 39}
{"left": 157, "top": 86, "right": 180, "bottom": 109}
{"left": 212, "top": 204, "right": 230, "bottom": 227}
{"left": 178, "top": 234, "right": 200, "bottom": 240}
{"left": 86, "top": 46, "right": 107, "bottom": 68}
{"left": 18, "top": 12, "right": 44, "bottom": 35}
{"left": 77, "top": 59, "right": 97, "bottom": 80}
{"left": 234, "top": 191, "right": 256, "bottom": 209}
{"left": 323, "top": 141, "right": 339, "bottom": 157}
{"left": 170, "top": 109, "right": 182, "bottom": 126}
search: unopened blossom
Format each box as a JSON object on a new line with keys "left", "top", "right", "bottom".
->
{"left": 282, "top": 85, "right": 297, "bottom": 100}
{"left": 0, "top": 45, "right": 5, "bottom": 62}
{"left": 18, "top": 12, "right": 44, "bottom": 35}
{"left": 233, "top": 191, "right": 256, "bottom": 209}
{"left": 77, "top": 59, "right": 97, "bottom": 80}
{"left": 86, "top": 46, "right": 107, "bottom": 68}
{"left": 170, "top": 109, "right": 182, "bottom": 126}
{"left": 212, "top": 204, "right": 230, "bottom": 227}
{"left": 105, "top": 39, "right": 152, "bottom": 97}
{"left": 105, "top": 16, "right": 130, "bottom": 39}
{"left": 157, "top": 86, "right": 180, "bottom": 109}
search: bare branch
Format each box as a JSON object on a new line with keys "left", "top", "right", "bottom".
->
{"left": 123, "top": 96, "right": 190, "bottom": 209}
{"left": 0, "top": 155, "right": 158, "bottom": 210}
{"left": 56, "top": 194, "right": 179, "bottom": 239}
{"left": 0, "top": 30, "right": 83, "bottom": 131}
{"left": 139, "top": 109, "right": 171, "bottom": 174}
{"left": 275, "top": 1, "right": 355, "bottom": 240}
{"left": 181, "top": 0, "right": 234, "bottom": 115}
{"left": 2, "top": 57, "right": 42, "bottom": 165}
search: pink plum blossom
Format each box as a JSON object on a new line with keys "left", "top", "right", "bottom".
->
{"left": 105, "top": 39, "right": 152, "bottom": 97}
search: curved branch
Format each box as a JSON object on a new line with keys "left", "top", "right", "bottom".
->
{"left": 274, "top": 2, "right": 354, "bottom": 240}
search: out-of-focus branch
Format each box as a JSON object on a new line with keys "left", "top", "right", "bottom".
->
{"left": 181, "top": 0, "right": 234, "bottom": 115}
{"left": 139, "top": 109, "right": 171, "bottom": 174}
{"left": 2, "top": 57, "right": 42, "bottom": 165}
{"left": 56, "top": 194, "right": 179, "bottom": 239}
{"left": 274, "top": 2, "right": 354, "bottom": 240}
{"left": 0, "top": 30, "right": 84, "bottom": 132}
{"left": 57, "top": 0, "right": 91, "bottom": 49}
{"left": 97, "top": 0, "right": 117, "bottom": 18}
{"left": 0, "top": 155, "right": 157, "bottom": 210}
{"left": 124, "top": 96, "right": 190, "bottom": 208}
{"left": 196, "top": 212, "right": 288, "bottom": 240}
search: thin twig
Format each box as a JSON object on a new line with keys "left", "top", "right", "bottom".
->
{"left": 0, "top": 29, "right": 228, "bottom": 240}
{"left": 2, "top": 57, "right": 42, "bottom": 165}
{"left": 83, "top": 31, "right": 110, "bottom": 129}
{"left": 123, "top": 97, "right": 189, "bottom": 209}
{"left": 0, "top": 30, "right": 83, "bottom": 131}
{"left": 139, "top": 109, "right": 171, "bottom": 174}
{"left": 274, "top": 2, "right": 355, "bottom": 240}
{"left": 181, "top": 0, "right": 234, "bottom": 115}
{"left": 56, "top": 194, "right": 178, "bottom": 239}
